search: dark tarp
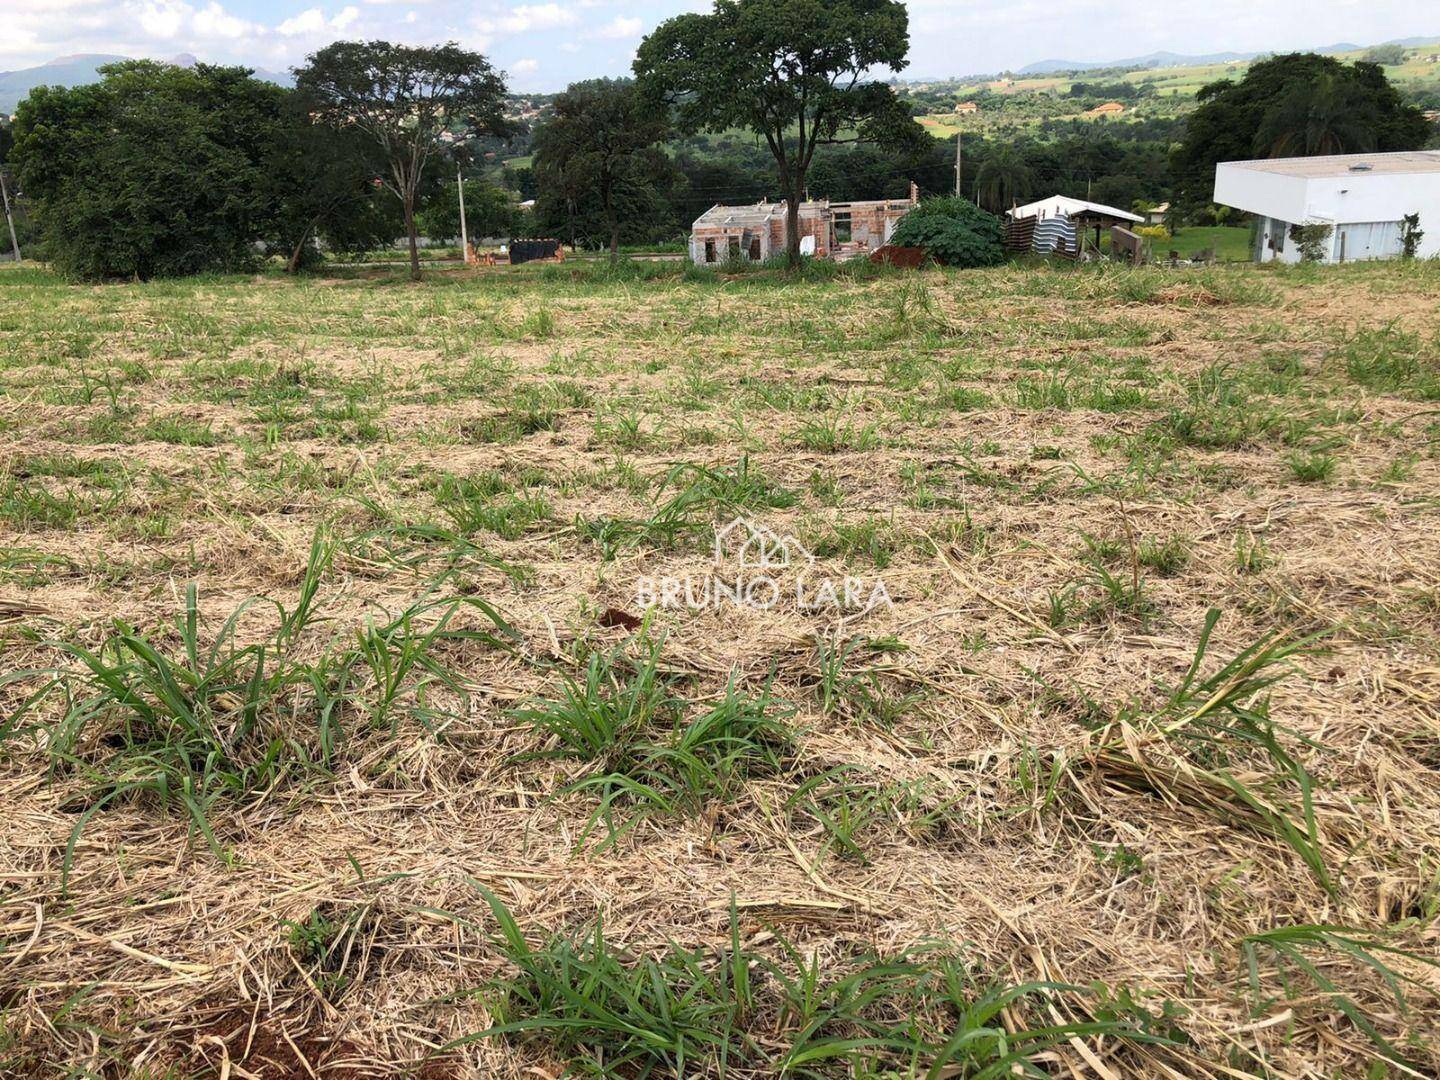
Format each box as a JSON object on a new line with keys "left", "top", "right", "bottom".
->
{"left": 509, "top": 239, "right": 561, "bottom": 264}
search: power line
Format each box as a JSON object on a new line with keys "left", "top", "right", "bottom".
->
{"left": 663, "top": 160, "right": 1155, "bottom": 204}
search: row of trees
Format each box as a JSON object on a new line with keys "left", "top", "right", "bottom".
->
{"left": 7, "top": 0, "right": 929, "bottom": 278}
{"left": 8, "top": 0, "right": 937, "bottom": 277}
{"left": 520, "top": 114, "right": 1179, "bottom": 250}
{"left": 5, "top": 0, "right": 1434, "bottom": 280}
{"left": 9, "top": 42, "right": 520, "bottom": 281}
{"left": 12, "top": 60, "right": 418, "bottom": 279}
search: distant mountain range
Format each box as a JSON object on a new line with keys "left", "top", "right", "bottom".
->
{"left": 1016, "top": 35, "right": 1439, "bottom": 76}
{"left": 1018, "top": 50, "right": 1261, "bottom": 75}
{"left": 0, "top": 53, "right": 293, "bottom": 113}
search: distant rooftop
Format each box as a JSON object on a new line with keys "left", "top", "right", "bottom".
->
{"left": 1221, "top": 151, "right": 1440, "bottom": 178}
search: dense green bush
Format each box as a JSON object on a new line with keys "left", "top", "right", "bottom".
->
{"left": 888, "top": 197, "right": 1005, "bottom": 268}
{"left": 13, "top": 62, "right": 283, "bottom": 280}
{"left": 12, "top": 61, "right": 398, "bottom": 279}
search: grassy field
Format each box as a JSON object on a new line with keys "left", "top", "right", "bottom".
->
{"left": 1158, "top": 225, "right": 1253, "bottom": 262}
{"left": 1, "top": 256, "right": 1439, "bottom": 1077}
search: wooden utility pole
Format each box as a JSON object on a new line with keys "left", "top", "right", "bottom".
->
{"left": 457, "top": 164, "right": 470, "bottom": 263}
{"left": 0, "top": 171, "right": 19, "bottom": 264}
{"left": 954, "top": 132, "right": 962, "bottom": 197}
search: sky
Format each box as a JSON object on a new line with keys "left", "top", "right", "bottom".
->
{"left": 1, "top": 0, "right": 1434, "bottom": 92}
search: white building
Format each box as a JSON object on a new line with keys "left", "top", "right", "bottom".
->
{"left": 1214, "top": 151, "right": 1440, "bottom": 264}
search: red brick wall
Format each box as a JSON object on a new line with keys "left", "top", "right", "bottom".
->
{"left": 767, "top": 210, "right": 828, "bottom": 256}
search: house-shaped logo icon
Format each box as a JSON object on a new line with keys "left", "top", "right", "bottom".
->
{"left": 713, "top": 517, "right": 815, "bottom": 570}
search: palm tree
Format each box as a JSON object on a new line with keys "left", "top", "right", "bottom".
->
{"left": 973, "top": 146, "right": 1033, "bottom": 213}
{"left": 1256, "top": 73, "right": 1379, "bottom": 157}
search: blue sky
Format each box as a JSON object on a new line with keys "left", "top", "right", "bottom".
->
{"left": 2, "top": 1, "right": 1432, "bottom": 92}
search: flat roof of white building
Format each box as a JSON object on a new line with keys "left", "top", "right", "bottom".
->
{"left": 1215, "top": 151, "right": 1440, "bottom": 240}
{"left": 1220, "top": 151, "right": 1440, "bottom": 179}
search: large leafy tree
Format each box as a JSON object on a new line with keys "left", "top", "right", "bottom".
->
{"left": 1255, "top": 72, "right": 1380, "bottom": 158}
{"left": 634, "top": 0, "right": 926, "bottom": 267}
{"left": 266, "top": 93, "right": 399, "bottom": 273}
{"left": 294, "top": 41, "right": 509, "bottom": 281}
{"left": 12, "top": 61, "right": 283, "bottom": 280}
{"left": 1171, "top": 53, "right": 1429, "bottom": 219}
{"left": 533, "top": 79, "right": 672, "bottom": 262}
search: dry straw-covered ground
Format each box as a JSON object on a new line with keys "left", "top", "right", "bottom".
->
{"left": 1, "top": 257, "right": 1438, "bottom": 1078}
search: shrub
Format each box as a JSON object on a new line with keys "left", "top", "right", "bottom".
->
{"left": 1288, "top": 222, "right": 1333, "bottom": 263}
{"left": 1400, "top": 212, "right": 1424, "bottom": 258}
{"left": 888, "top": 196, "right": 1005, "bottom": 268}
{"left": 1135, "top": 224, "right": 1170, "bottom": 241}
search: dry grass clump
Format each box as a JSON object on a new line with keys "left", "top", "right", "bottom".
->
{"left": 1, "top": 258, "right": 1439, "bottom": 1077}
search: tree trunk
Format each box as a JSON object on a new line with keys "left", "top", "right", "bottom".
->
{"left": 403, "top": 190, "right": 421, "bottom": 282}
{"left": 609, "top": 222, "right": 620, "bottom": 265}
{"left": 286, "top": 225, "right": 313, "bottom": 275}
{"left": 786, "top": 187, "right": 803, "bottom": 271}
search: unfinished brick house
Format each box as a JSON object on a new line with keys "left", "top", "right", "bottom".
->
{"left": 689, "top": 184, "right": 918, "bottom": 264}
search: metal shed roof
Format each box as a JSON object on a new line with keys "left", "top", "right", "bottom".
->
{"left": 1008, "top": 195, "right": 1142, "bottom": 223}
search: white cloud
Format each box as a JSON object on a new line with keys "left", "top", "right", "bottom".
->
{"left": 193, "top": 2, "right": 251, "bottom": 38}
{"left": 274, "top": 4, "right": 357, "bottom": 38}
{"left": 598, "top": 14, "right": 641, "bottom": 38}
{"left": 512, "top": 57, "right": 538, "bottom": 72}
{"left": 136, "top": 0, "right": 187, "bottom": 39}
{"left": 512, "top": 2, "right": 577, "bottom": 29}
{"left": 276, "top": 7, "right": 325, "bottom": 35}
{"left": 474, "top": 2, "right": 576, "bottom": 35}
